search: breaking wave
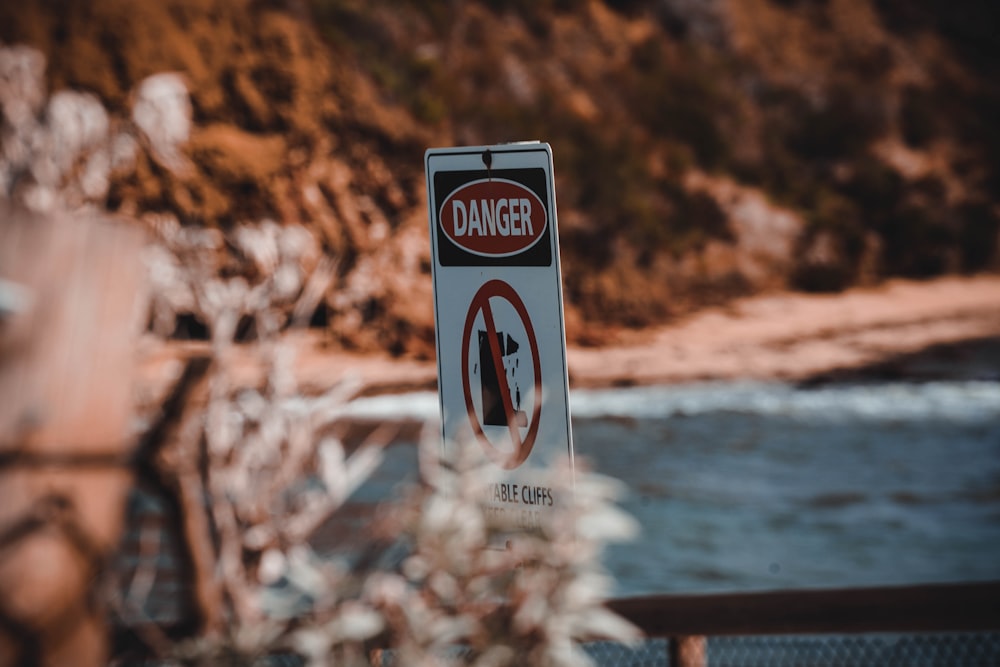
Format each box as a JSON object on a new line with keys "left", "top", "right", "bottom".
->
{"left": 344, "top": 380, "right": 1000, "bottom": 424}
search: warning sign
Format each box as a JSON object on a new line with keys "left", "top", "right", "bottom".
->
{"left": 426, "top": 143, "right": 573, "bottom": 480}
{"left": 461, "top": 279, "right": 542, "bottom": 469}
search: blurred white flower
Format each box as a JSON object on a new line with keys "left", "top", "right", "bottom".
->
{"left": 233, "top": 220, "right": 282, "bottom": 276}
{"left": 0, "top": 44, "right": 46, "bottom": 130}
{"left": 271, "top": 262, "right": 300, "bottom": 299}
{"left": 109, "top": 130, "right": 139, "bottom": 171}
{"left": 46, "top": 90, "right": 109, "bottom": 174}
{"left": 0, "top": 44, "right": 150, "bottom": 211}
{"left": 79, "top": 146, "right": 110, "bottom": 199}
{"left": 327, "top": 602, "right": 385, "bottom": 642}
{"left": 132, "top": 72, "right": 192, "bottom": 172}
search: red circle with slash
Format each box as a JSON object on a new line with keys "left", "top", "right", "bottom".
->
{"left": 461, "top": 279, "right": 542, "bottom": 469}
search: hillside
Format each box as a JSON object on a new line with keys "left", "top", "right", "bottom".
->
{"left": 1, "top": 0, "right": 998, "bottom": 356}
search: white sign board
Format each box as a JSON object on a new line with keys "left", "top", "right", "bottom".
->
{"left": 425, "top": 143, "right": 574, "bottom": 526}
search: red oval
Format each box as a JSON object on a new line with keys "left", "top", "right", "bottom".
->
{"left": 440, "top": 179, "right": 547, "bottom": 257}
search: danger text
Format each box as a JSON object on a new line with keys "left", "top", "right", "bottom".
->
{"left": 452, "top": 198, "right": 535, "bottom": 238}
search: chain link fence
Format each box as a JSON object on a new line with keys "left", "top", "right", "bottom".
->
{"left": 704, "top": 633, "right": 1000, "bottom": 667}
{"left": 108, "top": 633, "right": 1000, "bottom": 667}
{"left": 575, "top": 634, "right": 1000, "bottom": 667}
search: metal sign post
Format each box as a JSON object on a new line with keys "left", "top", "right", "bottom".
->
{"left": 425, "top": 142, "right": 574, "bottom": 529}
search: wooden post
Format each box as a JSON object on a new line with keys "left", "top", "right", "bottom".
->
{"left": 0, "top": 205, "right": 146, "bottom": 667}
{"left": 670, "top": 635, "right": 707, "bottom": 667}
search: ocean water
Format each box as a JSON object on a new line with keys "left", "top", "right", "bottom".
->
{"left": 345, "top": 380, "right": 1000, "bottom": 596}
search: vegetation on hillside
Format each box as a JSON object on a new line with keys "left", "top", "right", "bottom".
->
{"left": 2, "top": 0, "right": 998, "bottom": 349}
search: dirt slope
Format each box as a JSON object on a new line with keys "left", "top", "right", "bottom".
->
{"left": 2, "top": 0, "right": 998, "bottom": 356}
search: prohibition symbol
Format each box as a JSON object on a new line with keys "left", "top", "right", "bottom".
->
{"left": 461, "top": 279, "right": 542, "bottom": 469}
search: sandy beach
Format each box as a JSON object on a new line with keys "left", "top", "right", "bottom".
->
{"left": 137, "top": 274, "right": 1000, "bottom": 403}
{"left": 567, "top": 274, "right": 1000, "bottom": 388}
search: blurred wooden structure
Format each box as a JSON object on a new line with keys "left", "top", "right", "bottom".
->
{"left": 0, "top": 205, "right": 145, "bottom": 667}
{"left": 608, "top": 580, "right": 1000, "bottom": 667}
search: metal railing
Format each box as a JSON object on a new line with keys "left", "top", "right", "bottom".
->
{"left": 609, "top": 580, "right": 1000, "bottom": 636}
{"left": 601, "top": 581, "right": 1000, "bottom": 667}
